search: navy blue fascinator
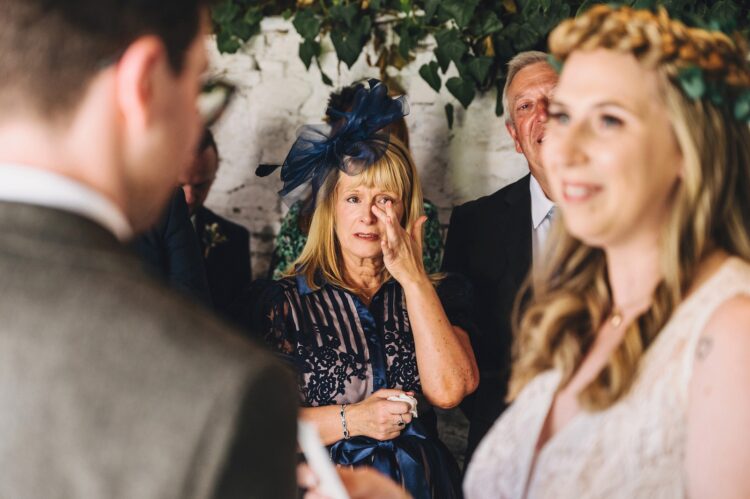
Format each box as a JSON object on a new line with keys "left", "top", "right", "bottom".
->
{"left": 256, "top": 79, "right": 409, "bottom": 207}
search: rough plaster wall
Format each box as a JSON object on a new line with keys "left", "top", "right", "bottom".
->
{"left": 205, "top": 18, "right": 529, "bottom": 279}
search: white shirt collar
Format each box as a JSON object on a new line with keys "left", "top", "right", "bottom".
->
{"left": 0, "top": 163, "right": 133, "bottom": 241}
{"left": 529, "top": 174, "right": 555, "bottom": 230}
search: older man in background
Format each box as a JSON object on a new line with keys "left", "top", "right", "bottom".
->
{"left": 0, "top": 1, "right": 296, "bottom": 498}
{"left": 180, "top": 130, "right": 252, "bottom": 321}
{"left": 443, "top": 50, "right": 558, "bottom": 466}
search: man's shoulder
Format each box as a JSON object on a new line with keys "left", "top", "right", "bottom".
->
{"left": 452, "top": 174, "right": 530, "bottom": 219}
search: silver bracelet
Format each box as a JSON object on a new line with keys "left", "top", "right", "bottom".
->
{"left": 340, "top": 403, "right": 350, "bottom": 440}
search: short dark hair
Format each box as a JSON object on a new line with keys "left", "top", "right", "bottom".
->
{"left": 0, "top": 0, "right": 210, "bottom": 120}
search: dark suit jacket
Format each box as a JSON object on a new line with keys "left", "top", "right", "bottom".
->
{"left": 442, "top": 174, "right": 532, "bottom": 465}
{"left": 0, "top": 201, "right": 297, "bottom": 499}
{"left": 194, "top": 206, "right": 252, "bottom": 322}
{"left": 133, "top": 189, "right": 212, "bottom": 307}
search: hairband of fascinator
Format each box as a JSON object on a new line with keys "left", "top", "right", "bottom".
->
{"left": 255, "top": 79, "right": 409, "bottom": 210}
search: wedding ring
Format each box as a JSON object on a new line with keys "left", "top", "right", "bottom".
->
{"left": 397, "top": 414, "right": 405, "bottom": 427}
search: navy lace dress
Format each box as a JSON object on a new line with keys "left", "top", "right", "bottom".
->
{"left": 260, "top": 273, "right": 474, "bottom": 499}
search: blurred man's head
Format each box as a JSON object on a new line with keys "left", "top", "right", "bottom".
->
{"left": 180, "top": 130, "right": 219, "bottom": 216}
{"left": 0, "top": 0, "right": 211, "bottom": 232}
{"left": 502, "top": 51, "right": 558, "bottom": 197}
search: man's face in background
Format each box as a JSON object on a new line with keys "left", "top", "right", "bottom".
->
{"left": 180, "top": 144, "right": 218, "bottom": 216}
{"left": 505, "top": 62, "right": 558, "bottom": 195}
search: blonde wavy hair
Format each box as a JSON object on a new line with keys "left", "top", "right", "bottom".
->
{"left": 509, "top": 5, "right": 750, "bottom": 410}
{"left": 290, "top": 136, "right": 425, "bottom": 293}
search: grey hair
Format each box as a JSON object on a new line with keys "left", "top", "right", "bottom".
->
{"left": 502, "top": 50, "right": 550, "bottom": 125}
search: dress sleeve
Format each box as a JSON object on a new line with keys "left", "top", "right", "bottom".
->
{"left": 257, "top": 282, "right": 299, "bottom": 367}
{"left": 421, "top": 199, "right": 444, "bottom": 275}
{"left": 436, "top": 273, "right": 477, "bottom": 337}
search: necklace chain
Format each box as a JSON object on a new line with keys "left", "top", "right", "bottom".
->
{"left": 609, "top": 296, "right": 652, "bottom": 329}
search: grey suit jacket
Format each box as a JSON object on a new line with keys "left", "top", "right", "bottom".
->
{"left": 0, "top": 202, "right": 297, "bottom": 499}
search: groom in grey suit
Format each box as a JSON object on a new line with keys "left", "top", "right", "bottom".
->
{"left": 0, "top": 1, "right": 297, "bottom": 498}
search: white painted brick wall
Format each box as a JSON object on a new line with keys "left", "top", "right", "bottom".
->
{"left": 206, "top": 18, "right": 529, "bottom": 278}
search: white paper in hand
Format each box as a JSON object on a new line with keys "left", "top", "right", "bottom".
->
{"left": 297, "top": 420, "right": 349, "bottom": 499}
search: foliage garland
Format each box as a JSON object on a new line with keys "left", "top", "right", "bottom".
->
{"left": 211, "top": 0, "right": 750, "bottom": 124}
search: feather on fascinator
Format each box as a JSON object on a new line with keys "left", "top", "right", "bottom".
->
{"left": 256, "top": 79, "right": 410, "bottom": 208}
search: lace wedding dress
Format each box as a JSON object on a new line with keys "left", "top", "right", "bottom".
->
{"left": 464, "top": 257, "right": 750, "bottom": 499}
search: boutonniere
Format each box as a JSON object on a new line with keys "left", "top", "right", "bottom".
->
{"left": 202, "top": 222, "right": 228, "bottom": 258}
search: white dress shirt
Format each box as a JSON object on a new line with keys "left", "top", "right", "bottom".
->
{"left": 0, "top": 163, "right": 133, "bottom": 240}
{"left": 529, "top": 174, "right": 555, "bottom": 265}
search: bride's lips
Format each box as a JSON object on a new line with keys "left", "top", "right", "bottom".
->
{"left": 561, "top": 181, "right": 603, "bottom": 203}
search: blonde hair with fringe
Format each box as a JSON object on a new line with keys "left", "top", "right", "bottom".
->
{"left": 509, "top": 5, "right": 750, "bottom": 410}
{"left": 289, "top": 136, "right": 425, "bottom": 293}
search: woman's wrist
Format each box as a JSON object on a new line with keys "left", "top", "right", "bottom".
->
{"left": 341, "top": 402, "right": 359, "bottom": 438}
{"left": 340, "top": 404, "right": 351, "bottom": 440}
{"left": 400, "top": 273, "right": 432, "bottom": 295}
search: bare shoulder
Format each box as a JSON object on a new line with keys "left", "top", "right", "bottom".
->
{"left": 694, "top": 294, "right": 750, "bottom": 365}
{"left": 686, "top": 296, "right": 750, "bottom": 498}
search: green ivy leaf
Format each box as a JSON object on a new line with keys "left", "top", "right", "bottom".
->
{"left": 315, "top": 59, "right": 333, "bottom": 86}
{"left": 231, "top": 7, "right": 261, "bottom": 42}
{"left": 419, "top": 61, "right": 442, "bottom": 92}
{"left": 678, "top": 67, "right": 706, "bottom": 99}
{"left": 398, "top": 21, "right": 422, "bottom": 59}
{"left": 330, "top": 17, "right": 371, "bottom": 68}
{"left": 467, "top": 56, "right": 493, "bottom": 84}
{"left": 424, "top": 0, "right": 440, "bottom": 21}
{"left": 330, "top": 4, "right": 358, "bottom": 29}
{"left": 243, "top": 6, "right": 263, "bottom": 26}
{"left": 540, "top": 0, "right": 551, "bottom": 11}
{"left": 212, "top": 0, "right": 239, "bottom": 25}
{"left": 441, "top": 0, "right": 480, "bottom": 28}
{"left": 216, "top": 30, "right": 241, "bottom": 54}
{"left": 493, "top": 36, "right": 515, "bottom": 59}
{"left": 734, "top": 90, "right": 750, "bottom": 121}
{"left": 434, "top": 48, "right": 451, "bottom": 73}
{"left": 446, "top": 76, "right": 476, "bottom": 108}
{"left": 299, "top": 39, "right": 321, "bottom": 69}
{"left": 709, "top": 0, "right": 740, "bottom": 32}
{"left": 281, "top": 9, "right": 293, "bottom": 20}
{"left": 473, "top": 12, "right": 504, "bottom": 38}
{"left": 435, "top": 29, "right": 468, "bottom": 69}
{"left": 514, "top": 24, "right": 540, "bottom": 51}
{"left": 293, "top": 9, "right": 321, "bottom": 41}
{"left": 445, "top": 103, "right": 455, "bottom": 129}
{"left": 521, "top": 0, "right": 541, "bottom": 15}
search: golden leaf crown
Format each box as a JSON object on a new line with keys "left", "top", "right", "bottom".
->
{"left": 547, "top": 5, "right": 750, "bottom": 120}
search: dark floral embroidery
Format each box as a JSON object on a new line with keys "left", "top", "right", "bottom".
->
{"left": 383, "top": 318, "right": 420, "bottom": 392}
{"left": 260, "top": 276, "right": 469, "bottom": 409}
{"left": 298, "top": 334, "right": 368, "bottom": 406}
